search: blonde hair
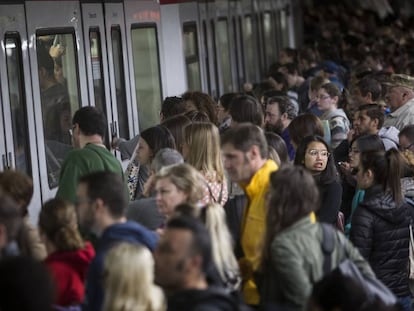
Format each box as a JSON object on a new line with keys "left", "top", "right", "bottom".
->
{"left": 38, "top": 198, "right": 84, "bottom": 251}
{"left": 184, "top": 122, "right": 225, "bottom": 183}
{"left": 155, "top": 163, "right": 205, "bottom": 204}
{"left": 201, "top": 203, "right": 240, "bottom": 290}
{"left": 103, "top": 243, "right": 165, "bottom": 311}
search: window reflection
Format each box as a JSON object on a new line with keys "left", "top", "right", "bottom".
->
{"left": 36, "top": 32, "right": 80, "bottom": 188}
{"left": 5, "top": 34, "right": 31, "bottom": 175}
{"left": 217, "top": 19, "right": 233, "bottom": 93}
{"left": 183, "top": 23, "right": 201, "bottom": 91}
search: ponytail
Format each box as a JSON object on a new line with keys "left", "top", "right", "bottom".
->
{"left": 385, "top": 149, "right": 404, "bottom": 205}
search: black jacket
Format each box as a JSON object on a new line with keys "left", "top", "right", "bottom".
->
{"left": 350, "top": 185, "right": 412, "bottom": 297}
{"left": 167, "top": 287, "right": 243, "bottom": 311}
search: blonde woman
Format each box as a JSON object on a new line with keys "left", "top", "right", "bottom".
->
{"left": 183, "top": 122, "right": 228, "bottom": 205}
{"left": 154, "top": 163, "right": 205, "bottom": 221}
{"left": 103, "top": 242, "right": 165, "bottom": 311}
{"left": 38, "top": 198, "right": 95, "bottom": 307}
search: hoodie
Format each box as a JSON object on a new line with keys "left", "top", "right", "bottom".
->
{"left": 349, "top": 185, "right": 411, "bottom": 297}
{"left": 82, "top": 221, "right": 158, "bottom": 311}
{"left": 167, "top": 287, "right": 241, "bottom": 311}
{"left": 45, "top": 242, "right": 95, "bottom": 306}
{"left": 378, "top": 126, "right": 400, "bottom": 151}
{"left": 320, "top": 108, "right": 350, "bottom": 149}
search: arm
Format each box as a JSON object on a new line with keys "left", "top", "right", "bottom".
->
{"left": 56, "top": 152, "right": 85, "bottom": 203}
{"left": 349, "top": 206, "right": 374, "bottom": 260}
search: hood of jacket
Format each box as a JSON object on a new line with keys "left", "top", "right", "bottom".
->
{"left": 321, "top": 108, "right": 348, "bottom": 121}
{"left": 360, "top": 185, "right": 408, "bottom": 224}
{"left": 378, "top": 126, "right": 400, "bottom": 150}
{"left": 99, "top": 221, "right": 158, "bottom": 252}
{"left": 45, "top": 241, "right": 95, "bottom": 279}
{"left": 167, "top": 287, "right": 239, "bottom": 311}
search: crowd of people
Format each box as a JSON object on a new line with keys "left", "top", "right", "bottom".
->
{"left": 2, "top": 1, "right": 414, "bottom": 311}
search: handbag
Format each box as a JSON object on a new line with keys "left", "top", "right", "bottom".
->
{"left": 321, "top": 224, "right": 397, "bottom": 306}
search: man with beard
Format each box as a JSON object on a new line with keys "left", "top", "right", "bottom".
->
{"left": 264, "top": 96, "right": 298, "bottom": 160}
{"left": 76, "top": 171, "right": 158, "bottom": 311}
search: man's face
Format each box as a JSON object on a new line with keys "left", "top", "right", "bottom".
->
{"left": 75, "top": 183, "right": 97, "bottom": 234}
{"left": 264, "top": 103, "right": 284, "bottom": 134}
{"left": 355, "top": 110, "right": 377, "bottom": 135}
{"left": 154, "top": 228, "right": 192, "bottom": 290}
{"left": 399, "top": 135, "right": 414, "bottom": 153}
{"left": 385, "top": 86, "right": 406, "bottom": 112}
{"left": 221, "top": 143, "right": 253, "bottom": 184}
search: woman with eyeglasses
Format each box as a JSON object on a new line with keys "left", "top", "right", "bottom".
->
{"left": 294, "top": 135, "right": 342, "bottom": 224}
{"left": 350, "top": 149, "right": 412, "bottom": 311}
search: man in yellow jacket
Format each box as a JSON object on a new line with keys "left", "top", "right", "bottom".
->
{"left": 221, "top": 123, "right": 278, "bottom": 306}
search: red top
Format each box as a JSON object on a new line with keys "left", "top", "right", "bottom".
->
{"left": 45, "top": 242, "right": 95, "bottom": 306}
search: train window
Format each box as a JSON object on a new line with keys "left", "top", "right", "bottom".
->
{"left": 210, "top": 21, "right": 219, "bottom": 97}
{"left": 202, "top": 21, "right": 211, "bottom": 94}
{"left": 183, "top": 23, "right": 201, "bottom": 91}
{"left": 5, "top": 34, "right": 32, "bottom": 175}
{"left": 36, "top": 32, "right": 80, "bottom": 188}
{"left": 263, "top": 12, "right": 276, "bottom": 67}
{"left": 216, "top": 19, "right": 233, "bottom": 93}
{"left": 89, "top": 30, "right": 109, "bottom": 148}
{"left": 279, "top": 9, "right": 289, "bottom": 48}
{"left": 111, "top": 27, "right": 129, "bottom": 139}
{"left": 243, "top": 15, "right": 255, "bottom": 83}
{"left": 131, "top": 25, "right": 162, "bottom": 131}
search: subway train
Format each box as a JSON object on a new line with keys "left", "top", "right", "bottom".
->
{"left": 0, "top": 0, "right": 302, "bottom": 224}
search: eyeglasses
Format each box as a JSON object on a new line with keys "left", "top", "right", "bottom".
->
{"left": 68, "top": 125, "right": 76, "bottom": 136}
{"left": 400, "top": 142, "right": 414, "bottom": 152}
{"left": 316, "top": 95, "right": 331, "bottom": 101}
{"left": 307, "top": 149, "right": 330, "bottom": 157}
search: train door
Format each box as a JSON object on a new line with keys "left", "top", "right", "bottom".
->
{"left": 213, "top": 1, "right": 238, "bottom": 95}
{"left": 124, "top": 0, "right": 164, "bottom": 131}
{"left": 259, "top": 0, "right": 278, "bottom": 71}
{"left": 0, "top": 4, "right": 42, "bottom": 224}
{"left": 25, "top": 1, "right": 88, "bottom": 202}
{"left": 229, "top": 1, "right": 245, "bottom": 91}
{"left": 179, "top": 1, "right": 205, "bottom": 93}
{"left": 80, "top": 3, "right": 133, "bottom": 157}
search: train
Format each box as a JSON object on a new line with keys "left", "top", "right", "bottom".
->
{"left": 0, "top": 0, "right": 302, "bottom": 224}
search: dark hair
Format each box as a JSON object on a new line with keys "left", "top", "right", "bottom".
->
{"left": 351, "top": 134, "right": 385, "bottom": 153}
{"left": 310, "top": 76, "right": 328, "bottom": 91}
{"left": 72, "top": 106, "right": 107, "bottom": 138}
{"left": 294, "top": 136, "right": 338, "bottom": 185}
{"left": 357, "top": 77, "right": 382, "bottom": 102}
{"left": 219, "top": 93, "right": 240, "bottom": 111}
{"left": 0, "top": 256, "right": 54, "bottom": 311}
{"left": 229, "top": 95, "right": 264, "bottom": 127}
{"left": 288, "top": 113, "right": 324, "bottom": 147}
{"left": 399, "top": 124, "right": 414, "bottom": 142}
{"left": 182, "top": 91, "right": 218, "bottom": 124}
{"left": 167, "top": 215, "right": 212, "bottom": 274}
{"left": 221, "top": 123, "right": 268, "bottom": 159}
{"left": 261, "top": 166, "right": 319, "bottom": 270}
{"left": 267, "top": 95, "right": 298, "bottom": 120}
{"left": 161, "top": 96, "right": 186, "bottom": 119}
{"left": 79, "top": 171, "right": 127, "bottom": 218}
{"left": 321, "top": 82, "right": 341, "bottom": 98}
{"left": 0, "top": 194, "right": 21, "bottom": 242}
{"left": 268, "top": 72, "right": 288, "bottom": 92}
{"left": 360, "top": 149, "right": 405, "bottom": 204}
{"left": 162, "top": 115, "right": 192, "bottom": 153}
{"left": 358, "top": 104, "right": 384, "bottom": 129}
{"left": 252, "top": 80, "right": 277, "bottom": 101}
{"left": 265, "top": 132, "right": 289, "bottom": 165}
{"left": 281, "top": 62, "right": 299, "bottom": 75}
{"left": 140, "top": 125, "right": 176, "bottom": 162}
{"left": 0, "top": 170, "right": 33, "bottom": 216}
{"left": 36, "top": 45, "right": 54, "bottom": 76}
{"left": 262, "top": 90, "right": 287, "bottom": 105}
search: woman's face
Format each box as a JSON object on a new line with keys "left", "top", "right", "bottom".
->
{"left": 137, "top": 138, "right": 152, "bottom": 165}
{"left": 155, "top": 177, "right": 189, "bottom": 219}
{"left": 316, "top": 88, "right": 336, "bottom": 111}
{"left": 355, "top": 163, "right": 374, "bottom": 190}
{"left": 304, "top": 141, "right": 329, "bottom": 175}
{"left": 349, "top": 141, "right": 361, "bottom": 169}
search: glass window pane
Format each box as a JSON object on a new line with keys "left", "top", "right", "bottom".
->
{"left": 131, "top": 25, "right": 162, "bottom": 131}
{"left": 89, "top": 30, "right": 110, "bottom": 148}
{"left": 280, "top": 10, "right": 289, "bottom": 48}
{"left": 217, "top": 19, "right": 233, "bottom": 93}
{"left": 37, "top": 32, "right": 80, "bottom": 188}
{"left": 111, "top": 27, "right": 129, "bottom": 139}
{"left": 243, "top": 16, "right": 255, "bottom": 83}
{"left": 5, "top": 34, "right": 31, "bottom": 175}
{"left": 263, "top": 12, "right": 276, "bottom": 66}
{"left": 183, "top": 23, "right": 201, "bottom": 91}
{"left": 203, "top": 21, "right": 212, "bottom": 94}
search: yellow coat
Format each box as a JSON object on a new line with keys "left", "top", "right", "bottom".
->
{"left": 239, "top": 159, "right": 278, "bottom": 305}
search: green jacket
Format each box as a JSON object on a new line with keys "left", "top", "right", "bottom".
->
{"left": 264, "top": 215, "right": 374, "bottom": 310}
{"left": 56, "top": 143, "right": 124, "bottom": 203}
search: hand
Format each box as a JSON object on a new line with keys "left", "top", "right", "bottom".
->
{"left": 49, "top": 44, "right": 65, "bottom": 58}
